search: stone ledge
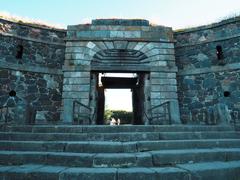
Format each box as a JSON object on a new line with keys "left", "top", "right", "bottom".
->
{"left": 174, "top": 15, "right": 240, "bottom": 34}
{"left": 177, "top": 62, "right": 240, "bottom": 76}
{"left": 0, "top": 32, "right": 66, "bottom": 46}
{"left": 175, "top": 33, "right": 240, "bottom": 48}
{"left": 0, "top": 60, "right": 63, "bottom": 75}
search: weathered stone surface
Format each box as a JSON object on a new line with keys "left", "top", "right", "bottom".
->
{"left": 118, "top": 168, "right": 155, "bottom": 180}
{"left": 59, "top": 167, "right": 117, "bottom": 180}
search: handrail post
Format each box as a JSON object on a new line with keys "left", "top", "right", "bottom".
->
{"left": 169, "top": 100, "right": 181, "bottom": 124}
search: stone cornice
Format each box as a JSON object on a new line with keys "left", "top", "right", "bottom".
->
{"left": 177, "top": 62, "right": 240, "bottom": 76}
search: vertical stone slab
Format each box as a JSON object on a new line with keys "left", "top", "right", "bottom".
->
{"left": 89, "top": 73, "right": 98, "bottom": 124}
{"left": 169, "top": 100, "right": 181, "bottom": 124}
{"left": 63, "top": 99, "right": 73, "bottom": 124}
{"left": 143, "top": 73, "right": 151, "bottom": 125}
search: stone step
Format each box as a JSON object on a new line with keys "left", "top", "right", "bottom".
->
{"left": 0, "top": 131, "right": 239, "bottom": 142}
{"left": 0, "top": 139, "right": 240, "bottom": 153}
{"left": 0, "top": 125, "right": 235, "bottom": 133}
{"left": 0, "top": 161, "right": 240, "bottom": 180}
{"left": 0, "top": 148, "right": 240, "bottom": 168}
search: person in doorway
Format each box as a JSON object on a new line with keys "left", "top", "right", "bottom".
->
{"left": 110, "top": 118, "right": 116, "bottom": 125}
{"left": 117, "top": 118, "right": 121, "bottom": 125}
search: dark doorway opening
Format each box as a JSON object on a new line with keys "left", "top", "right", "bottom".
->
{"left": 95, "top": 73, "right": 145, "bottom": 125}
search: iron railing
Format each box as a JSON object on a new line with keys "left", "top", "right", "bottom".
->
{"left": 73, "top": 100, "right": 95, "bottom": 125}
{"left": 144, "top": 101, "right": 171, "bottom": 125}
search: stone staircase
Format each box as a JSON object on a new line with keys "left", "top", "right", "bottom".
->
{"left": 0, "top": 125, "right": 239, "bottom": 180}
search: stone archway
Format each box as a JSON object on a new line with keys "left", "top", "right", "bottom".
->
{"left": 62, "top": 19, "right": 181, "bottom": 125}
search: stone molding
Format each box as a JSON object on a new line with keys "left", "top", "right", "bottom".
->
{"left": 0, "top": 32, "right": 66, "bottom": 46}
{"left": 65, "top": 38, "right": 175, "bottom": 43}
{"left": 175, "top": 33, "right": 240, "bottom": 48}
{"left": 178, "top": 62, "right": 240, "bottom": 76}
{"left": 0, "top": 60, "right": 62, "bottom": 75}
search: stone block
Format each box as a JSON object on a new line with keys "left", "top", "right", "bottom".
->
{"left": 75, "top": 31, "right": 92, "bottom": 38}
{"left": 113, "top": 41, "right": 128, "bottom": 49}
{"left": 59, "top": 167, "right": 117, "bottom": 180}
{"left": 31, "top": 165, "right": 66, "bottom": 180}
{"left": 87, "top": 41, "right": 97, "bottom": 49}
{"left": 65, "top": 53, "right": 72, "bottom": 60}
{"left": 150, "top": 61, "right": 167, "bottom": 66}
{"left": 94, "top": 30, "right": 111, "bottom": 38}
{"left": 84, "top": 142, "right": 124, "bottom": 153}
{"left": 143, "top": 54, "right": 175, "bottom": 62}
{"left": 71, "top": 53, "right": 92, "bottom": 60}
{"left": 65, "top": 142, "right": 89, "bottom": 153}
{"left": 94, "top": 41, "right": 108, "bottom": 50}
{"left": 151, "top": 92, "right": 178, "bottom": 99}
{"left": 135, "top": 152, "right": 153, "bottom": 167}
{"left": 122, "top": 142, "right": 137, "bottom": 153}
{"left": 177, "top": 161, "right": 240, "bottom": 180}
{"left": 110, "top": 31, "right": 141, "bottom": 38}
{"left": 93, "top": 153, "right": 136, "bottom": 168}
{"left": 133, "top": 42, "right": 147, "bottom": 51}
{"left": 110, "top": 31, "right": 124, "bottom": 38}
{"left": 64, "top": 72, "right": 90, "bottom": 78}
{"left": 145, "top": 48, "right": 175, "bottom": 57}
{"left": 151, "top": 78, "right": 177, "bottom": 85}
{"left": 118, "top": 168, "right": 155, "bottom": 180}
{"left": 66, "top": 47, "right": 88, "bottom": 53}
{"left": 62, "top": 92, "right": 89, "bottom": 99}
{"left": 63, "top": 77, "right": 90, "bottom": 85}
{"left": 127, "top": 42, "right": 138, "bottom": 49}
{"left": 63, "top": 85, "right": 90, "bottom": 92}
{"left": 66, "top": 41, "right": 88, "bottom": 47}
{"left": 73, "top": 60, "right": 91, "bottom": 65}
{"left": 46, "top": 152, "right": 94, "bottom": 167}
{"left": 169, "top": 100, "right": 181, "bottom": 124}
{"left": 151, "top": 167, "right": 189, "bottom": 180}
{"left": 104, "top": 41, "right": 114, "bottom": 49}
{"left": 151, "top": 85, "right": 177, "bottom": 92}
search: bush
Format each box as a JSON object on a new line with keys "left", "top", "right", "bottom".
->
{"left": 104, "top": 109, "right": 133, "bottom": 124}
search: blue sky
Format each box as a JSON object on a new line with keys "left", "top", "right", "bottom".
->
{"left": 1, "top": 0, "right": 240, "bottom": 111}
{"left": 1, "top": 0, "right": 240, "bottom": 29}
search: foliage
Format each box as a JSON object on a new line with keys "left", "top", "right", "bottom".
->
{"left": 104, "top": 109, "right": 133, "bottom": 124}
{"left": 104, "top": 109, "right": 113, "bottom": 121}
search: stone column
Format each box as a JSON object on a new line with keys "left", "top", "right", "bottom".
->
{"left": 62, "top": 71, "right": 91, "bottom": 124}
{"left": 150, "top": 71, "right": 181, "bottom": 124}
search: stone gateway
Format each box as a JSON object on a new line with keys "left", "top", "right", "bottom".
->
{"left": 0, "top": 17, "right": 240, "bottom": 179}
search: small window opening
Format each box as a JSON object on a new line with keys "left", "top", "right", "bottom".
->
{"left": 16, "top": 45, "right": 23, "bottom": 59}
{"left": 216, "top": 45, "right": 224, "bottom": 60}
{"left": 9, "top": 90, "right": 16, "bottom": 97}
{"left": 224, "top": 91, "right": 230, "bottom": 97}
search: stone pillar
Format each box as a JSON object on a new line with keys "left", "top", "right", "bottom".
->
{"left": 62, "top": 71, "right": 91, "bottom": 124}
{"left": 150, "top": 71, "right": 181, "bottom": 125}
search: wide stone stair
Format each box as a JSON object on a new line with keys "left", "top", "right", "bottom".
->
{"left": 0, "top": 125, "right": 239, "bottom": 180}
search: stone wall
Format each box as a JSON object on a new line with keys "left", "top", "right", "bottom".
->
{"left": 0, "top": 18, "right": 66, "bottom": 123}
{"left": 175, "top": 16, "right": 240, "bottom": 124}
